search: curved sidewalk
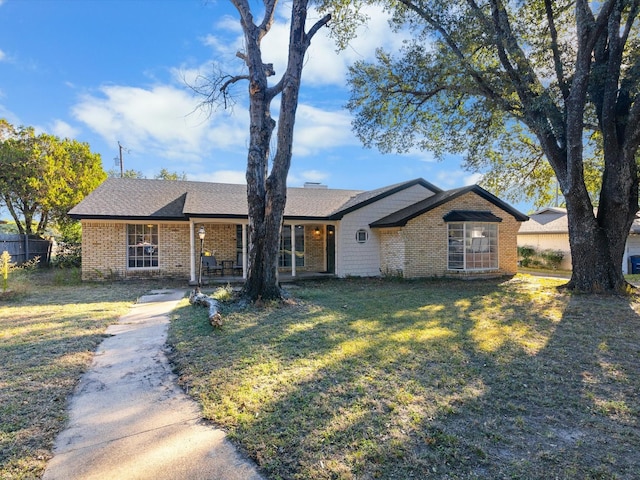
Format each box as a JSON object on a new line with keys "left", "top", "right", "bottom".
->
{"left": 43, "top": 289, "right": 263, "bottom": 480}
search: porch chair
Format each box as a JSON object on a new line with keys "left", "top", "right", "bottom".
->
{"left": 202, "top": 256, "right": 224, "bottom": 276}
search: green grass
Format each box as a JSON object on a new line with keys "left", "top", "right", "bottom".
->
{"left": 3, "top": 271, "right": 640, "bottom": 479}
{"left": 169, "top": 275, "right": 640, "bottom": 479}
{"left": 0, "top": 269, "right": 175, "bottom": 479}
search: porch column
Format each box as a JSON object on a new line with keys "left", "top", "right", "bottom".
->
{"left": 291, "top": 224, "right": 296, "bottom": 277}
{"left": 189, "top": 221, "right": 196, "bottom": 283}
{"left": 242, "top": 224, "right": 247, "bottom": 279}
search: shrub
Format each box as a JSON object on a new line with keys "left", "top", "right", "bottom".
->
{"left": 1, "top": 250, "right": 14, "bottom": 292}
{"left": 540, "top": 249, "right": 564, "bottom": 270}
{"left": 518, "top": 246, "right": 565, "bottom": 270}
{"left": 52, "top": 242, "right": 82, "bottom": 269}
{"left": 212, "top": 283, "right": 234, "bottom": 302}
{"left": 518, "top": 246, "right": 536, "bottom": 267}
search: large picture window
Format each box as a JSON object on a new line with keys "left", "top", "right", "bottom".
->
{"left": 127, "top": 224, "right": 158, "bottom": 268}
{"left": 279, "top": 225, "right": 305, "bottom": 267}
{"left": 448, "top": 222, "right": 498, "bottom": 270}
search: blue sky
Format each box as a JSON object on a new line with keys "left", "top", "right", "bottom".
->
{"left": 0, "top": 0, "right": 500, "bottom": 221}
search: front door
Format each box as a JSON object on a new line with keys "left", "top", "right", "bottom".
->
{"left": 326, "top": 225, "right": 335, "bottom": 273}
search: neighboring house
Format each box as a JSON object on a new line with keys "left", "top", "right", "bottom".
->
{"left": 68, "top": 177, "right": 528, "bottom": 282}
{"left": 517, "top": 207, "right": 640, "bottom": 273}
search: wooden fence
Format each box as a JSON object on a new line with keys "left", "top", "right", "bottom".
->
{"left": 0, "top": 234, "right": 53, "bottom": 265}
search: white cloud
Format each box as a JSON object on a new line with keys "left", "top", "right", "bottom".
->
{"left": 435, "top": 169, "right": 483, "bottom": 188}
{"left": 287, "top": 169, "right": 330, "bottom": 186}
{"left": 293, "top": 104, "right": 355, "bottom": 156}
{"left": 213, "top": 14, "right": 243, "bottom": 35}
{"left": 0, "top": 104, "right": 19, "bottom": 124}
{"left": 408, "top": 148, "right": 437, "bottom": 163}
{"left": 72, "top": 84, "right": 250, "bottom": 164}
{"left": 0, "top": 49, "right": 6, "bottom": 62}
{"left": 300, "top": 170, "right": 329, "bottom": 183}
{"left": 194, "top": 169, "right": 246, "bottom": 184}
{"left": 200, "top": 5, "right": 407, "bottom": 88}
{"left": 464, "top": 172, "right": 483, "bottom": 185}
{"left": 50, "top": 119, "right": 79, "bottom": 139}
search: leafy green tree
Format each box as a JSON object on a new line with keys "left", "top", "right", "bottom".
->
{"left": 105, "top": 168, "right": 187, "bottom": 180}
{"left": 154, "top": 168, "right": 187, "bottom": 180}
{"left": 347, "top": 0, "right": 640, "bottom": 293}
{"left": 0, "top": 119, "right": 106, "bottom": 236}
{"left": 106, "top": 168, "right": 145, "bottom": 178}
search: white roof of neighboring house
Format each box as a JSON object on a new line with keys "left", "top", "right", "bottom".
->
{"left": 518, "top": 208, "right": 568, "bottom": 234}
{"left": 519, "top": 207, "right": 640, "bottom": 235}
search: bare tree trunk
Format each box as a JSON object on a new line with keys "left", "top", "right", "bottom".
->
{"left": 231, "top": 0, "right": 330, "bottom": 302}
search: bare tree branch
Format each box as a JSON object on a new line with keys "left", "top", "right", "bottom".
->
{"left": 544, "top": 0, "right": 570, "bottom": 102}
{"left": 307, "top": 13, "right": 331, "bottom": 41}
{"left": 258, "top": 0, "right": 278, "bottom": 41}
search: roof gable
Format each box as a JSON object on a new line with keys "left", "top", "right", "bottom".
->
{"left": 329, "top": 178, "right": 442, "bottom": 219}
{"left": 370, "top": 185, "right": 528, "bottom": 228}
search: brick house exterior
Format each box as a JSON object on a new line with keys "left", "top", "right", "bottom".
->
{"left": 374, "top": 188, "right": 524, "bottom": 278}
{"left": 69, "top": 178, "right": 527, "bottom": 282}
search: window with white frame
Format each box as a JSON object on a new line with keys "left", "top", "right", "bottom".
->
{"left": 279, "top": 225, "right": 305, "bottom": 267}
{"left": 127, "top": 224, "right": 158, "bottom": 268}
{"left": 447, "top": 222, "right": 498, "bottom": 270}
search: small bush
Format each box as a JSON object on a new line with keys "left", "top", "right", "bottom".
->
{"left": 540, "top": 249, "right": 564, "bottom": 270}
{"left": 519, "top": 246, "right": 565, "bottom": 270}
{"left": 52, "top": 267, "right": 82, "bottom": 286}
{"left": 52, "top": 242, "right": 81, "bottom": 268}
{"left": 518, "top": 246, "right": 536, "bottom": 267}
{"left": 212, "top": 283, "right": 234, "bottom": 302}
{"left": 1, "top": 250, "right": 14, "bottom": 292}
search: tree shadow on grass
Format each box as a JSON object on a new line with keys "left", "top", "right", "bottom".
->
{"left": 438, "top": 288, "right": 640, "bottom": 479}
{"left": 168, "top": 277, "right": 640, "bottom": 479}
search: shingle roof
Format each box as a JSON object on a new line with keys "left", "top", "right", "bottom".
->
{"left": 518, "top": 208, "right": 568, "bottom": 234}
{"left": 72, "top": 178, "right": 523, "bottom": 226}
{"left": 67, "top": 177, "right": 402, "bottom": 221}
{"left": 68, "top": 178, "right": 195, "bottom": 220}
{"left": 370, "top": 185, "right": 529, "bottom": 228}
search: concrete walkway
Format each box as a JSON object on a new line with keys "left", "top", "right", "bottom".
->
{"left": 43, "top": 289, "right": 264, "bottom": 480}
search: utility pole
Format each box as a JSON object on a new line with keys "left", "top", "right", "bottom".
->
{"left": 117, "top": 142, "right": 129, "bottom": 178}
{"left": 118, "top": 142, "right": 124, "bottom": 178}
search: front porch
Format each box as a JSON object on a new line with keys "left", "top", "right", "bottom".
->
{"left": 195, "top": 270, "right": 336, "bottom": 286}
{"left": 190, "top": 221, "right": 335, "bottom": 284}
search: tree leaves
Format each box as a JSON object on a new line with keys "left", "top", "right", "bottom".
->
{"left": 0, "top": 120, "right": 105, "bottom": 236}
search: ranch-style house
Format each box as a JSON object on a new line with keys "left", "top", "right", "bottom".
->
{"left": 68, "top": 177, "right": 528, "bottom": 283}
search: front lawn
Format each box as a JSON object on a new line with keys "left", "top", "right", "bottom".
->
{"left": 168, "top": 275, "right": 640, "bottom": 479}
{"left": 0, "top": 270, "right": 171, "bottom": 479}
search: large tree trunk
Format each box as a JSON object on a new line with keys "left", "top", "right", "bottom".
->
{"left": 565, "top": 196, "right": 626, "bottom": 292}
{"left": 233, "top": 0, "right": 330, "bottom": 302}
{"left": 240, "top": 20, "right": 282, "bottom": 301}
{"left": 556, "top": 1, "right": 639, "bottom": 294}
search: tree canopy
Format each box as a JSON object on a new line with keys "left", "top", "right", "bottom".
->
{"left": 347, "top": 0, "right": 640, "bottom": 292}
{"left": 0, "top": 119, "right": 105, "bottom": 236}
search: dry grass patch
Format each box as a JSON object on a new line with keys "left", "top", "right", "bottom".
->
{"left": 169, "top": 275, "right": 640, "bottom": 479}
{"left": 0, "top": 270, "right": 172, "bottom": 479}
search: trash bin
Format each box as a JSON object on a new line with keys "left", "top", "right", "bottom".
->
{"left": 630, "top": 255, "right": 640, "bottom": 274}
